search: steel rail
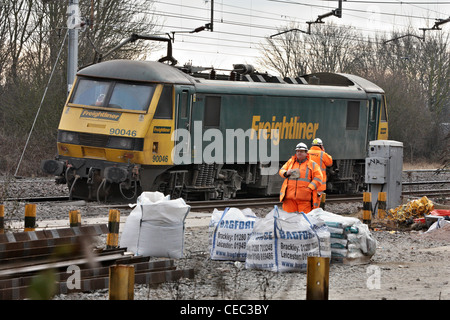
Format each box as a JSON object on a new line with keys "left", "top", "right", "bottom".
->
{"left": 0, "top": 224, "right": 195, "bottom": 300}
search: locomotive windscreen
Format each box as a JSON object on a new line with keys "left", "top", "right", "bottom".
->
{"left": 70, "top": 77, "right": 156, "bottom": 112}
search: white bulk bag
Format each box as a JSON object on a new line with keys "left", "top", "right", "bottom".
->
{"left": 245, "top": 206, "right": 331, "bottom": 272}
{"left": 120, "top": 191, "right": 190, "bottom": 258}
{"left": 209, "top": 207, "right": 257, "bottom": 261}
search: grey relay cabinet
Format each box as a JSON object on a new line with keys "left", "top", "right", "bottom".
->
{"left": 365, "top": 140, "right": 403, "bottom": 212}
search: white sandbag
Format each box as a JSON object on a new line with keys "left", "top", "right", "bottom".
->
{"left": 309, "top": 208, "right": 361, "bottom": 228}
{"left": 209, "top": 207, "right": 257, "bottom": 261}
{"left": 120, "top": 191, "right": 190, "bottom": 258}
{"left": 245, "top": 206, "right": 331, "bottom": 272}
{"left": 308, "top": 208, "right": 377, "bottom": 260}
{"left": 426, "top": 217, "right": 450, "bottom": 233}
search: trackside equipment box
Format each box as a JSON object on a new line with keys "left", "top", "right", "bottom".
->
{"left": 365, "top": 140, "right": 403, "bottom": 211}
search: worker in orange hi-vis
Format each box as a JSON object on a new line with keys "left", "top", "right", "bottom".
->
{"left": 308, "top": 138, "right": 333, "bottom": 194}
{"left": 279, "top": 142, "right": 323, "bottom": 214}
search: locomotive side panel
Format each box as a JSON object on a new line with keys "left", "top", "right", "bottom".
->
{"left": 190, "top": 91, "right": 369, "bottom": 163}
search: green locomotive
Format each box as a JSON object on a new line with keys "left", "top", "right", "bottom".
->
{"left": 41, "top": 59, "right": 388, "bottom": 201}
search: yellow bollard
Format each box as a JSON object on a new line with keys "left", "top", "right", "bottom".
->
{"left": 377, "top": 192, "right": 387, "bottom": 219}
{"left": 24, "top": 204, "right": 36, "bottom": 232}
{"left": 109, "top": 265, "right": 134, "bottom": 300}
{"left": 306, "top": 256, "right": 329, "bottom": 300}
{"left": 320, "top": 193, "right": 326, "bottom": 210}
{"left": 363, "top": 192, "right": 372, "bottom": 226}
{"left": 69, "top": 210, "right": 81, "bottom": 227}
{"left": 0, "top": 204, "right": 4, "bottom": 234}
{"left": 106, "top": 209, "right": 120, "bottom": 249}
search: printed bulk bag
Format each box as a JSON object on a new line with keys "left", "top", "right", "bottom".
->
{"left": 120, "top": 191, "right": 190, "bottom": 258}
{"left": 245, "top": 206, "right": 331, "bottom": 272}
{"left": 209, "top": 207, "right": 257, "bottom": 261}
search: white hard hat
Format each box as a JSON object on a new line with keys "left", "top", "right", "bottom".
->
{"left": 312, "top": 138, "right": 323, "bottom": 146}
{"left": 295, "top": 142, "right": 308, "bottom": 151}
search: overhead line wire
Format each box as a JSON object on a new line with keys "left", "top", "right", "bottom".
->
{"left": 268, "top": 0, "right": 450, "bottom": 19}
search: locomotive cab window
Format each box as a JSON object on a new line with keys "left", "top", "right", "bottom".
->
{"left": 346, "top": 101, "right": 360, "bottom": 130}
{"left": 71, "top": 78, "right": 110, "bottom": 107}
{"left": 180, "top": 90, "right": 189, "bottom": 118}
{"left": 380, "top": 98, "right": 387, "bottom": 122}
{"left": 109, "top": 83, "right": 154, "bottom": 111}
{"left": 154, "top": 85, "right": 173, "bottom": 119}
{"left": 70, "top": 77, "right": 155, "bottom": 112}
{"left": 204, "top": 96, "right": 221, "bottom": 127}
{"left": 370, "top": 98, "right": 377, "bottom": 122}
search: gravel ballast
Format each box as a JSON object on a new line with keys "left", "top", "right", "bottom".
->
{"left": 0, "top": 174, "right": 449, "bottom": 301}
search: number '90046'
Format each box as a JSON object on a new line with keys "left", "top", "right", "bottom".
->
{"left": 110, "top": 128, "right": 137, "bottom": 136}
{"left": 153, "top": 155, "right": 168, "bottom": 162}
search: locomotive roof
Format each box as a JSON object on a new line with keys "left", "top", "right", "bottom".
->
{"left": 192, "top": 76, "right": 371, "bottom": 99}
{"left": 188, "top": 69, "right": 384, "bottom": 98}
{"left": 335, "top": 73, "right": 385, "bottom": 94}
{"left": 77, "top": 59, "right": 194, "bottom": 85}
{"left": 77, "top": 60, "right": 384, "bottom": 96}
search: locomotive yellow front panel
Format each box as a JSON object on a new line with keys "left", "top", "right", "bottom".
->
{"left": 57, "top": 83, "right": 176, "bottom": 166}
{"left": 57, "top": 107, "right": 150, "bottom": 164}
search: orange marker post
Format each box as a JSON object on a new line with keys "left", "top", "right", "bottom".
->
{"left": 320, "top": 193, "right": 326, "bottom": 210}
{"left": 109, "top": 265, "right": 134, "bottom": 300}
{"left": 24, "top": 204, "right": 36, "bottom": 232}
{"left": 107, "top": 209, "right": 120, "bottom": 249}
{"left": 306, "top": 256, "right": 330, "bottom": 300}
{"left": 363, "top": 192, "right": 372, "bottom": 226}
{"left": 69, "top": 210, "right": 81, "bottom": 227}
{"left": 377, "top": 192, "right": 387, "bottom": 219}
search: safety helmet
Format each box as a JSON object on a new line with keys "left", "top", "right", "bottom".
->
{"left": 312, "top": 138, "right": 323, "bottom": 146}
{"left": 295, "top": 142, "right": 308, "bottom": 151}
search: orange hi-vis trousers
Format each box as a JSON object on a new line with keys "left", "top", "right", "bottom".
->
{"left": 282, "top": 199, "right": 312, "bottom": 214}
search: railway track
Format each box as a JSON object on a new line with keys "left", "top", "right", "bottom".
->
{"left": 1, "top": 169, "right": 448, "bottom": 212}
{"left": 186, "top": 194, "right": 364, "bottom": 211}
{"left": 186, "top": 189, "right": 450, "bottom": 212}
{"left": 0, "top": 224, "right": 194, "bottom": 300}
{"left": 3, "top": 188, "right": 449, "bottom": 211}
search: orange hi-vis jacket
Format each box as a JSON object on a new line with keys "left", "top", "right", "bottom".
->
{"left": 308, "top": 146, "right": 333, "bottom": 192}
{"left": 279, "top": 155, "right": 323, "bottom": 208}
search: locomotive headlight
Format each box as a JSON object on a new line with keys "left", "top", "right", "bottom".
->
{"left": 108, "top": 136, "right": 133, "bottom": 150}
{"left": 58, "top": 130, "right": 79, "bottom": 144}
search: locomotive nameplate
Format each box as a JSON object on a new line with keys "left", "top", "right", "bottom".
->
{"left": 80, "top": 109, "right": 121, "bottom": 121}
{"left": 153, "top": 126, "right": 172, "bottom": 134}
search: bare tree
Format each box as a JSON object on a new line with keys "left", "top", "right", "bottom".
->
{"left": 78, "top": 0, "right": 162, "bottom": 67}
{"left": 257, "top": 22, "right": 309, "bottom": 77}
{"left": 417, "top": 32, "right": 450, "bottom": 119}
{"left": 258, "top": 22, "right": 362, "bottom": 76}
{"left": 306, "top": 23, "right": 359, "bottom": 74}
{"left": 0, "top": 0, "right": 161, "bottom": 175}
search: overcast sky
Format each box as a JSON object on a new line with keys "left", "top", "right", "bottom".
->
{"left": 149, "top": 0, "right": 450, "bottom": 70}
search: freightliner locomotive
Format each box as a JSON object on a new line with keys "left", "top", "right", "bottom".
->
{"left": 41, "top": 59, "right": 388, "bottom": 201}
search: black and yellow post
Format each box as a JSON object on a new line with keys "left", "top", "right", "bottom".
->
{"left": 320, "top": 193, "right": 326, "bottom": 210}
{"left": 69, "top": 210, "right": 81, "bottom": 227}
{"left": 0, "top": 204, "right": 4, "bottom": 234}
{"left": 109, "top": 265, "right": 134, "bottom": 300}
{"left": 363, "top": 192, "right": 372, "bottom": 226}
{"left": 377, "top": 192, "right": 387, "bottom": 219}
{"left": 24, "top": 203, "right": 36, "bottom": 232}
{"left": 306, "top": 256, "right": 330, "bottom": 300}
{"left": 107, "top": 209, "right": 120, "bottom": 249}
